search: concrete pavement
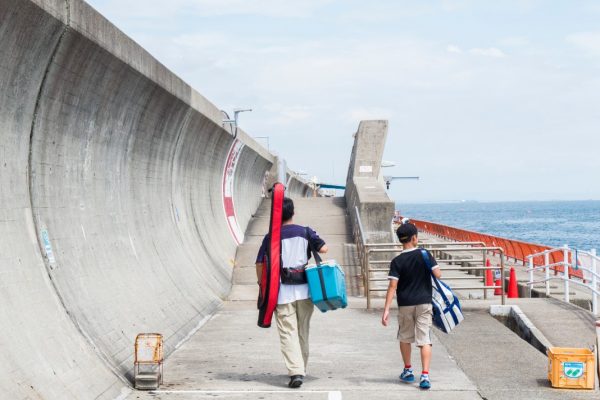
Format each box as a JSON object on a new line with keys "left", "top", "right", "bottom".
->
{"left": 126, "top": 197, "right": 480, "bottom": 400}
{"left": 128, "top": 300, "right": 480, "bottom": 400}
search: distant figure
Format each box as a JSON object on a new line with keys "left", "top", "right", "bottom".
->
{"left": 255, "top": 197, "right": 328, "bottom": 388}
{"left": 381, "top": 223, "right": 442, "bottom": 390}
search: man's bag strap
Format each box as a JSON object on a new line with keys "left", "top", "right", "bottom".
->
{"left": 305, "top": 227, "right": 322, "bottom": 266}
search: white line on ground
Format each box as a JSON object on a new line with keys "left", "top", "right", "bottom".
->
{"left": 151, "top": 390, "right": 343, "bottom": 399}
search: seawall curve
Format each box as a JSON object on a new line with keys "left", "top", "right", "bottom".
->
{"left": 0, "top": 1, "right": 307, "bottom": 398}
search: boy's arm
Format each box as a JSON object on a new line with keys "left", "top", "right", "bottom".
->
{"left": 381, "top": 278, "right": 398, "bottom": 326}
{"left": 428, "top": 251, "right": 442, "bottom": 278}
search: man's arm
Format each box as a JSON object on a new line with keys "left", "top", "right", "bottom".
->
{"left": 381, "top": 278, "right": 398, "bottom": 326}
{"left": 318, "top": 244, "right": 328, "bottom": 254}
{"left": 256, "top": 263, "right": 264, "bottom": 284}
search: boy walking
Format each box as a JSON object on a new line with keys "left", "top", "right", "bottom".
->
{"left": 381, "top": 223, "right": 441, "bottom": 390}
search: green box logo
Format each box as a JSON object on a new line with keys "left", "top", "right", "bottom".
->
{"left": 562, "top": 362, "right": 584, "bottom": 379}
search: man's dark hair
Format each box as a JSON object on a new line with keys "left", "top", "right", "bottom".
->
{"left": 396, "top": 223, "right": 418, "bottom": 244}
{"left": 282, "top": 197, "right": 294, "bottom": 222}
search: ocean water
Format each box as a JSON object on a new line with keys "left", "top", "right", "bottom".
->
{"left": 397, "top": 200, "right": 600, "bottom": 251}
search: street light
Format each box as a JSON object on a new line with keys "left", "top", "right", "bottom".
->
{"left": 221, "top": 108, "right": 252, "bottom": 138}
{"left": 384, "top": 176, "right": 419, "bottom": 190}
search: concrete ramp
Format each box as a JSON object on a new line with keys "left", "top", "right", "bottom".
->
{"left": 0, "top": 1, "right": 306, "bottom": 398}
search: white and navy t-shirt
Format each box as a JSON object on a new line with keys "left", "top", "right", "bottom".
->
{"left": 388, "top": 248, "right": 439, "bottom": 306}
{"left": 256, "top": 224, "right": 325, "bottom": 305}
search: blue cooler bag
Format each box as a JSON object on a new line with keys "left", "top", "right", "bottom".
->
{"left": 306, "top": 260, "right": 348, "bottom": 312}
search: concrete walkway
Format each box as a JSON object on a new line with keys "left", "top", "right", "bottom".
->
{"left": 133, "top": 299, "right": 479, "bottom": 400}
{"left": 127, "top": 197, "right": 480, "bottom": 399}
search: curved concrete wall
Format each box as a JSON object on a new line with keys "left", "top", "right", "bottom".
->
{"left": 0, "top": 1, "right": 305, "bottom": 398}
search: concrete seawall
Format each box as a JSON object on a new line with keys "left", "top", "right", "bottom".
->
{"left": 0, "top": 1, "right": 308, "bottom": 398}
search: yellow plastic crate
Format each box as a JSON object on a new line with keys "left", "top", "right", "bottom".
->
{"left": 547, "top": 347, "right": 595, "bottom": 389}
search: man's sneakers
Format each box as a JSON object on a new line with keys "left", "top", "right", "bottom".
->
{"left": 399, "top": 368, "right": 415, "bottom": 383}
{"left": 288, "top": 375, "right": 303, "bottom": 388}
{"left": 419, "top": 374, "right": 431, "bottom": 390}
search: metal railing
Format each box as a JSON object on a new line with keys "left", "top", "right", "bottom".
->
{"left": 526, "top": 246, "right": 600, "bottom": 314}
{"left": 353, "top": 207, "right": 506, "bottom": 309}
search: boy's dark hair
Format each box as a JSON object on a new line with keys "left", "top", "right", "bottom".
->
{"left": 282, "top": 197, "right": 294, "bottom": 222}
{"left": 396, "top": 223, "right": 418, "bottom": 244}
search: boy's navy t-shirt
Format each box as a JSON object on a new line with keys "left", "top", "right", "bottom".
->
{"left": 387, "top": 247, "right": 439, "bottom": 306}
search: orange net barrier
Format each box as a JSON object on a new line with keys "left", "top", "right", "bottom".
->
{"left": 409, "top": 218, "right": 584, "bottom": 280}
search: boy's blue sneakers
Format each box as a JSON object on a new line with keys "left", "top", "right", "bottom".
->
{"left": 399, "top": 368, "right": 415, "bottom": 383}
{"left": 419, "top": 374, "right": 431, "bottom": 390}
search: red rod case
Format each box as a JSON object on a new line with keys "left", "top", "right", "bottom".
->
{"left": 257, "top": 182, "right": 284, "bottom": 328}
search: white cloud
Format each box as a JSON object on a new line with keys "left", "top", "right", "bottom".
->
{"left": 469, "top": 47, "right": 506, "bottom": 58}
{"left": 447, "top": 45, "right": 463, "bottom": 54}
{"left": 566, "top": 32, "right": 600, "bottom": 56}
{"left": 498, "top": 36, "right": 529, "bottom": 47}
{"left": 262, "top": 104, "right": 314, "bottom": 126}
{"left": 345, "top": 107, "right": 393, "bottom": 122}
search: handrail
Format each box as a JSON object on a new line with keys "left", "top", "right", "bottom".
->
{"left": 354, "top": 206, "right": 367, "bottom": 245}
{"left": 362, "top": 245, "right": 506, "bottom": 308}
{"left": 354, "top": 212, "right": 508, "bottom": 309}
{"left": 410, "top": 217, "right": 585, "bottom": 280}
{"left": 526, "top": 247, "right": 598, "bottom": 315}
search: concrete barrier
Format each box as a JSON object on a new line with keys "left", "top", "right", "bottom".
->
{"left": 345, "top": 120, "right": 395, "bottom": 244}
{"left": 0, "top": 1, "right": 309, "bottom": 398}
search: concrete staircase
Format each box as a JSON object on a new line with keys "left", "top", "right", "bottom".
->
{"left": 230, "top": 197, "right": 362, "bottom": 301}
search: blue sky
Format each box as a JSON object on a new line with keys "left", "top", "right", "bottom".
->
{"left": 87, "top": 0, "right": 600, "bottom": 202}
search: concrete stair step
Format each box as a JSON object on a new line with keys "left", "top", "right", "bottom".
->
{"left": 236, "top": 242, "right": 358, "bottom": 267}
{"left": 245, "top": 215, "right": 352, "bottom": 236}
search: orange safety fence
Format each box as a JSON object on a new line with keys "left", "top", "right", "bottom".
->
{"left": 408, "top": 218, "right": 584, "bottom": 280}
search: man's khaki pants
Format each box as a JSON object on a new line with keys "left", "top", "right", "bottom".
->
{"left": 275, "top": 299, "right": 314, "bottom": 376}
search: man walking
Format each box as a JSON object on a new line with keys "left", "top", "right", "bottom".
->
{"left": 381, "top": 223, "right": 441, "bottom": 390}
{"left": 256, "top": 197, "right": 328, "bottom": 388}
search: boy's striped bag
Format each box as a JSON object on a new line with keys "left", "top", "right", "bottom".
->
{"left": 421, "top": 249, "right": 464, "bottom": 333}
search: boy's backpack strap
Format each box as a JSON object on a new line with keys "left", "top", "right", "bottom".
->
{"left": 420, "top": 249, "right": 450, "bottom": 307}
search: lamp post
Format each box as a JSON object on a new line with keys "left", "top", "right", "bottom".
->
{"left": 221, "top": 108, "right": 252, "bottom": 138}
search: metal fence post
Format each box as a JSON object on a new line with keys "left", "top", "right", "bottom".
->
{"left": 544, "top": 252, "right": 550, "bottom": 296}
{"left": 528, "top": 256, "right": 534, "bottom": 297}
{"left": 592, "top": 249, "right": 597, "bottom": 315}
{"left": 366, "top": 249, "right": 371, "bottom": 310}
{"left": 563, "top": 245, "right": 570, "bottom": 304}
{"left": 483, "top": 249, "right": 488, "bottom": 300}
{"left": 500, "top": 251, "right": 506, "bottom": 305}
